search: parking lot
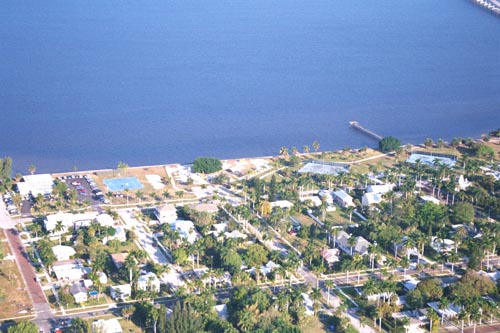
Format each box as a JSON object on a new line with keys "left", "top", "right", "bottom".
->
{"left": 56, "top": 174, "right": 109, "bottom": 205}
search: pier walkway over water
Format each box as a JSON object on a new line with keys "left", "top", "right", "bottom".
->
{"left": 349, "top": 121, "right": 383, "bottom": 141}
{"left": 471, "top": 0, "right": 500, "bottom": 16}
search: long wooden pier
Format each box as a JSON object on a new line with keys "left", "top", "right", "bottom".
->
{"left": 470, "top": 0, "right": 500, "bottom": 16}
{"left": 349, "top": 121, "right": 383, "bottom": 141}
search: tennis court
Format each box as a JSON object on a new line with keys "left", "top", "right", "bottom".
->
{"left": 104, "top": 177, "right": 144, "bottom": 191}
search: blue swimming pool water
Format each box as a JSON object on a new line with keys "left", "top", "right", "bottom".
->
{"left": 103, "top": 177, "right": 144, "bottom": 191}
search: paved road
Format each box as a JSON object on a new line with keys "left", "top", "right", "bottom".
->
{"left": 4, "top": 228, "right": 54, "bottom": 331}
{"left": 1, "top": 199, "right": 54, "bottom": 332}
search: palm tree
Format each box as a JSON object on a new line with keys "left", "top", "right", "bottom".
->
{"left": 175, "top": 190, "right": 184, "bottom": 203}
{"left": 54, "top": 220, "right": 64, "bottom": 245}
{"left": 311, "top": 287, "right": 322, "bottom": 315}
{"left": 124, "top": 254, "right": 137, "bottom": 284}
{"left": 121, "top": 306, "right": 134, "bottom": 321}
{"left": 303, "top": 145, "right": 310, "bottom": 154}
{"left": 290, "top": 146, "right": 298, "bottom": 155}
{"left": 347, "top": 236, "right": 356, "bottom": 256}
{"left": 117, "top": 161, "right": 128, "bottom": 176}
{"left": 438, "top": 297, "right": 450, "bottom": 325}
{"left": 428, "top": 308, "right": 440, "bottom": 332}
{"left": 400, "top": 256, "right": 410, "bottom": 276}
{"left": 352, "top": 253, "right": 364, "bottom": 284}
{"left": 31, "top": 223, "right": 42, "bottom": 239}
{"left": 324, "top": 280, "right": 335, "bottom": 306}
{"left": 279, "top": 146, "right": 289, "bottom": 159}
{"left": 312, "top": 141, "right": 320, "bottom": 152}
{"left": 135, "top": 190, "right": 144, "bottom": 203}
{"left": 106, "top": 191, "right": 113, "bottom": 204}
{"left": 28, "top": 164, "right": 36, "bottom": 175}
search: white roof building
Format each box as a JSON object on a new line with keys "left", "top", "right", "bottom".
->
{"left": 224, "top": 230, "right": 248, "bottom": 240}
{"left": 137, "top": 272, "right": 161, "bottom": 293}
{"left": 52, "top": 245, "right": 76, "bottom": 261}
{"left": 95, "top": 213, "right": 115, "bottom": 227}
{"left": 301, "top": 293, "right": 315, "bottom": 316}
{"left": 320, "top": 248, "right": 340, "bottom": 265}
{"left": 189, "top": 203, "right": 219, "bottom": 214}
{"left": 456, "top": 175, "right": 471, "bottom": 191}
{"left": 171, "top": 220, "right": 199, "bottom": 244}
{"left": 362, "top": 192, "right": 383, "bottom": 207}
{"left": 431, "top": 237, "right": 455, "bottom": 253}
{"left": 44, "top": 211, "right": 98, "bottom": 233}
{"left": 299, "top": 196, "right": 322, "bottom": 207}
{"left": 332, "top": 190, "right": 354, "bottom": 207}
{"left": 336, "top": 231, "right": 371, "bottom": 256}
{"left": 420, "top": 195, "right": 440, "bottom": 205}
{"left": 70, "top": 282, "right": 87, "bottom": 304}
{"left": 16, "top": 174, "right": 54, "bottom": 197}
{"left": 102, "top": 226, "right": 127, "bottom": 245}
{"left": 366, "top": 184, "right": 394, "bottom": 194}
{"left": 270, "top": 200, "right": 294, "bottom": 209}
{"left": 52, "top": 259, "right": 90, "bottom": 281}
{"left": 110, "top": 284, "right": 131, "bottom": 301}
{"left": 154, "top": 204, "right": 178, "bottom": 223}
{"left": 92, "top": 319, "right": 123, "bottom": 333}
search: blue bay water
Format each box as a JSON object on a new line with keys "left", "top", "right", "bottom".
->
{"left": 1, "top": 0, "right": 500, "bottom": 173}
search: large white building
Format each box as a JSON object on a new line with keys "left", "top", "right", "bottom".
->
{"left": 17, "top": 174, "right": 54, "bottom": 197}
{"left": 44, "top": 211, "right": 98, "bottom": 233}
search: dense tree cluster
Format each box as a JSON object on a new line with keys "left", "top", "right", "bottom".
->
{"left": 378, "top": 136, "right": 401, "bottom": 152}
{"left": 193, "top": 157, "right": 223, "bottom": 174}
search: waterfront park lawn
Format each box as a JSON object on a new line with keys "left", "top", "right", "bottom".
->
{"left": 0, "top": 231, "right": 32, "bottom": 319}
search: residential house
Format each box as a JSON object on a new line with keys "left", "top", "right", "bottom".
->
{"left": 270, "top": 200, "right": 294, "bottom": 210}
{"left": 362, "top": 192, "right": 383, "bottom": 207}
{"left": 224, "top": 230, "right": 248, "bottom": 240}
{"left": 366, "top": 184, "right": 394, "bottom": 195}
{"left": 420, "top": 195, "right": 440, "bottom": 205}
{"left": 171, "top": 220, "right": 199, "bottom": 244}
{"left": 456, "top": 175, "right": 471, "bottom": 191}
{"left": 70, "top": 282, "right": 88, "bottom": 303}
{"left": 110, "top": 284, "right": 131, "bottom": 301}
{"left": 102, "top": 226, "right": 127, "bottom": 245}
{"left": 92, "top": 319, "right": 123, "bottom": 333}
{"left": 430, "top": 237, "right": 455, "bottom": 253}
{"left": 52, "top": 245, "right": 76, "bottom": 261}
{"left": 332, "top": 190, "right": 354, "bottom": 208}
{"left": 137, "top": 272, "right": 160, "bottom": 292}
{"left": 52, "top": 259, "right": 90, "bottom": 281}
{"left": 301, "top": 293, "right": 315, "bottom": 316}
{"left": 189, "top": 203, "right": 219, "bottom": 214}
{"left": 110, "top": 253, "right": 128, "bottom": 269}
{"left": 206, "top": 222, "right": 227, "bottom": 238}
{"left": 320, "top": 248, "right": 340, "bottom": 266}
{"left": 154, "top": 204, "right": 177, "bottom": 223}
{"left": 214, "top": 304, "right": 229, "bottom": 321}
{"left": 95, "top": 213, "right": 115, "bottom": 227}
{"left": 336, "top": 231, "right": 370, "bottom": 256}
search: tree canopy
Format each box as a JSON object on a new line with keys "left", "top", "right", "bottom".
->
{"left": 193, "top": 157, "right": 223, "bottom": 174}
{"left": 7, "top": 321, "right": 38, "bottom": 333}
{"left": 378, "top": 136, "right": 401, "bottom": 152}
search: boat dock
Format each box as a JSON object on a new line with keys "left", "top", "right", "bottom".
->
{"left": 349, "top": 121, "right": 383, "bottom": 141}
{"left": 470, "top": 0, "right": 500, "bottom": 16}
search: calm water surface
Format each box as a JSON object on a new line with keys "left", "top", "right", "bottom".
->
{"left": 1, "top": 0, "right": 500, "bottom": 173}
